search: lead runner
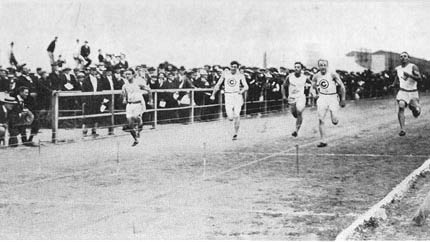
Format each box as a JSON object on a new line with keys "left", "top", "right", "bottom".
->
{"left": 281, "top": 62, "right": 309, "bottom": 137}
{"left": 210, "top": 61, "right": 249, "bottom": 140}
{"left": 311, "top": 59, "right": 346, "bottom": 147}
{"left": 121, "top": 68, "right": 150, "bottom": 146}
{"left": 390, "top": 51, "right": 422, "bottom": 136}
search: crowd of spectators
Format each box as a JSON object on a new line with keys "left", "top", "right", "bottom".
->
{"left": 1, "top": 37, "right": 430, "bottom": 147}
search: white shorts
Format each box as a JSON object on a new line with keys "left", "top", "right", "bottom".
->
{"left": 288, "top": 94, "right": 306, "bottom": 112}
{"left": 126, "top": 103, "right": 145, "bottom": 119}
{"left": 396, "top": 90, "right": 419, "bottom": 105}
{"left": 225, "top": 93, "right": 243, "bottom": 119}
{"left": 317, "top": 94, "right": 339, "bottom": 120}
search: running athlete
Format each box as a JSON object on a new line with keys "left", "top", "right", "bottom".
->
{"left": 121, "top": 68, "right": 149, "bottom": 146}
{"left": 281, "top": 62, "right": 309, "bottom": 137}
{"left": 311, "top": 59, "right": 346, "bottom": 147}
{"left": 390, "top": 51, "right": 422, "bottom": 136}
{"left": 210, "top": 61, "right": 249, "bottom": 140}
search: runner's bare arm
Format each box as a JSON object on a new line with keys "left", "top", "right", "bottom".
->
{"left": 281, "top": 75, "right": 290, "bottom": 100}
{"left": 333, "top": 73, "right": 346, "bottom": 102}
{"left": 404, "top": 64, "right": 422, "bottom": 82}
{"left": 240, "top": 76, "right": 249, "bottom": 94}
{"left": 142, "top": 84, "right": 153, "bottom": 104}
{"left": 121, "top": 86, "right": 127, "bottom": 104}
{"left": 210, "top": 75, "right": 224, "bottom": 100}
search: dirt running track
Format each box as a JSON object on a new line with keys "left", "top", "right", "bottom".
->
{"left": 0, "top": 94, "right": 429, "bottom": 240}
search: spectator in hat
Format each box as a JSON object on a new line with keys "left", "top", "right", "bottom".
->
{"left": 6, "top": 87, "right": 35, "bottom": 147}
{"left": 0, "top": 94, "right": 19, "bottom": 146}
{"left": 34, "top": 67, "right": 43, "bottom": 80}
{"left": 0, "top": 69, "right": 9, "bottom": 92}
{"left": 15, "top": 66, "right": 36, "bottom": 95}
{"left": 74, "top": 72, "right": 85, "bottom": 91}
{"left": 81, "top": 65, "right": 103, "bottom": 137}
{"left": 16, "top": 86, "right": 38, "bottom": 146}
{"left": 49, "top": 64, "right": 62, "bottom": 91}
{"left": 194, "top": 69, "right": 215, "bottom": 121}
{"left": 7, "top": 73, "right": 17, "bottom": 95}
{"left": 60, "top": 68, "right": 78, "bottom": 91}
{"left": 36, "top": 70, "right": 52, "bottom": 112}
{"left": 47, "top": 36, "right": 58, "bottom": 65}
{"left": 56, "top": 54, "right": 66, "bottom": 68}
{"left": 80, "top": 41, "right": 92, "bottom": 68}
{"left": 98, "top": 49, "right": 105, "bottom": 63}
{"left": 0, "top": 92, "right": 11, "bottom": 145}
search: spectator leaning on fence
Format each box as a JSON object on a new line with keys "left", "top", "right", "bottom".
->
{"left": 0, "top": 92, "right": 10, "bottom": 146}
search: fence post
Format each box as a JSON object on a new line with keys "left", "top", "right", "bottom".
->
{"left": 264, "top": 89, "right": 268, "bottom": 115}
{"left": 153, "top": 91, "right": 158, "bottom": 129}
{"left": 111, "top": 92, "right": 115, "bottom": 134}
{"left": 51, "top": 91, "right": 59, "bottom": 143}
{"left": 218, "top": 91, "right": 223, "bottom": 120}
{"left": 190, "top": 90, "right": 194, "bottom": 124}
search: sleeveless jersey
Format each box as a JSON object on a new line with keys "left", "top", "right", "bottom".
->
{"left": 396, "top": 63, "right": 417, "bottom": 91}
{"left": 288, "top": 73, "right": 306, "bottom": 98}
{"left": 314, "top": 71, "right": 337, "bottom": 95}
{"left": 122, "top": 81, "right": 144, "bottom": 103}
{"left": 223, "top": 71, "right": 245, "bottom": 93}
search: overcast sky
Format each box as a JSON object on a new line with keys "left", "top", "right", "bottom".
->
{"left": 0, "top": 0, "right": 429, "bottom": 70}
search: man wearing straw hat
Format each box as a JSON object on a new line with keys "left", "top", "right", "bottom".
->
{"left": 0, "top": 92, "right": 11, "bottom": 146}
{"left": 0, "top": 93, "right": 22, "bottom": 147}
{"left": 14, "top": 86, "right": 36, "bottom": 146}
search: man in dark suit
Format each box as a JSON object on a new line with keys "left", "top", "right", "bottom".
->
{"left": 101, "top": 69, "right": 122, "bottom": 135}
{"left": 60, "top": 67, "right": 80, "bottom": 114}
{"left": 59, "top": 68, "right": 79, "bottom": 91}
{"left": 80, "top": 41, "right": 92, "bottom": 68}
{"left": 81, "top": 66, "right": 103, "bottom": 137}
{"left": 193, "top": 70, "right": 213, "bottom": 121}
{"left": 17, "top": 86, "right": 38, "bottom": 146}
{"left": 48, "top": 64, "right": 62, "bottom": 91}
{"left": 0, "top": 69, "right": 9, "bottom": 92}
{"left": 1, "top": 94, "right": 20, "bottom": 147}
{"left": 0, "top": 93, "right": 10, "bottom": 146}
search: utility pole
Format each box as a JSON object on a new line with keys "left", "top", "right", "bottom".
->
{"left": 263, "top": 52, "right": 267, "bottom": 68}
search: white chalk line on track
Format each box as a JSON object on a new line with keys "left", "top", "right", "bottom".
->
{"left": 74, "top": 111, "right": 430, "bottom": 230}
{"left": 0, "top": 197, "right": 359, "bottom": 218}
{"left": 66, "top": 117, "right": 407, "bottom": 231}
{"left": 3, "top": 97, "right": 429, "bottom": 234}
{"left": 0, "top": 107, "right": 408, "bottom": 192}
{"left": 0, "top": 94, "right": 411, "bottom": 191}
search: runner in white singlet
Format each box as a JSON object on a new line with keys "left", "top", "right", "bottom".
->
{"left": 390, "top": 51, "right": 422, "bottom": 136}
{"left": 281, "top": 62, "right": 309, "bottom": 137}
{"left": 122, "top": 69, "right": 150, "bottom": 146}
{"left": 311, "top": 59, "right": 346, "bottom": 147}
{"left": 210, "top": 61, "right": 249, "bottom": 140}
